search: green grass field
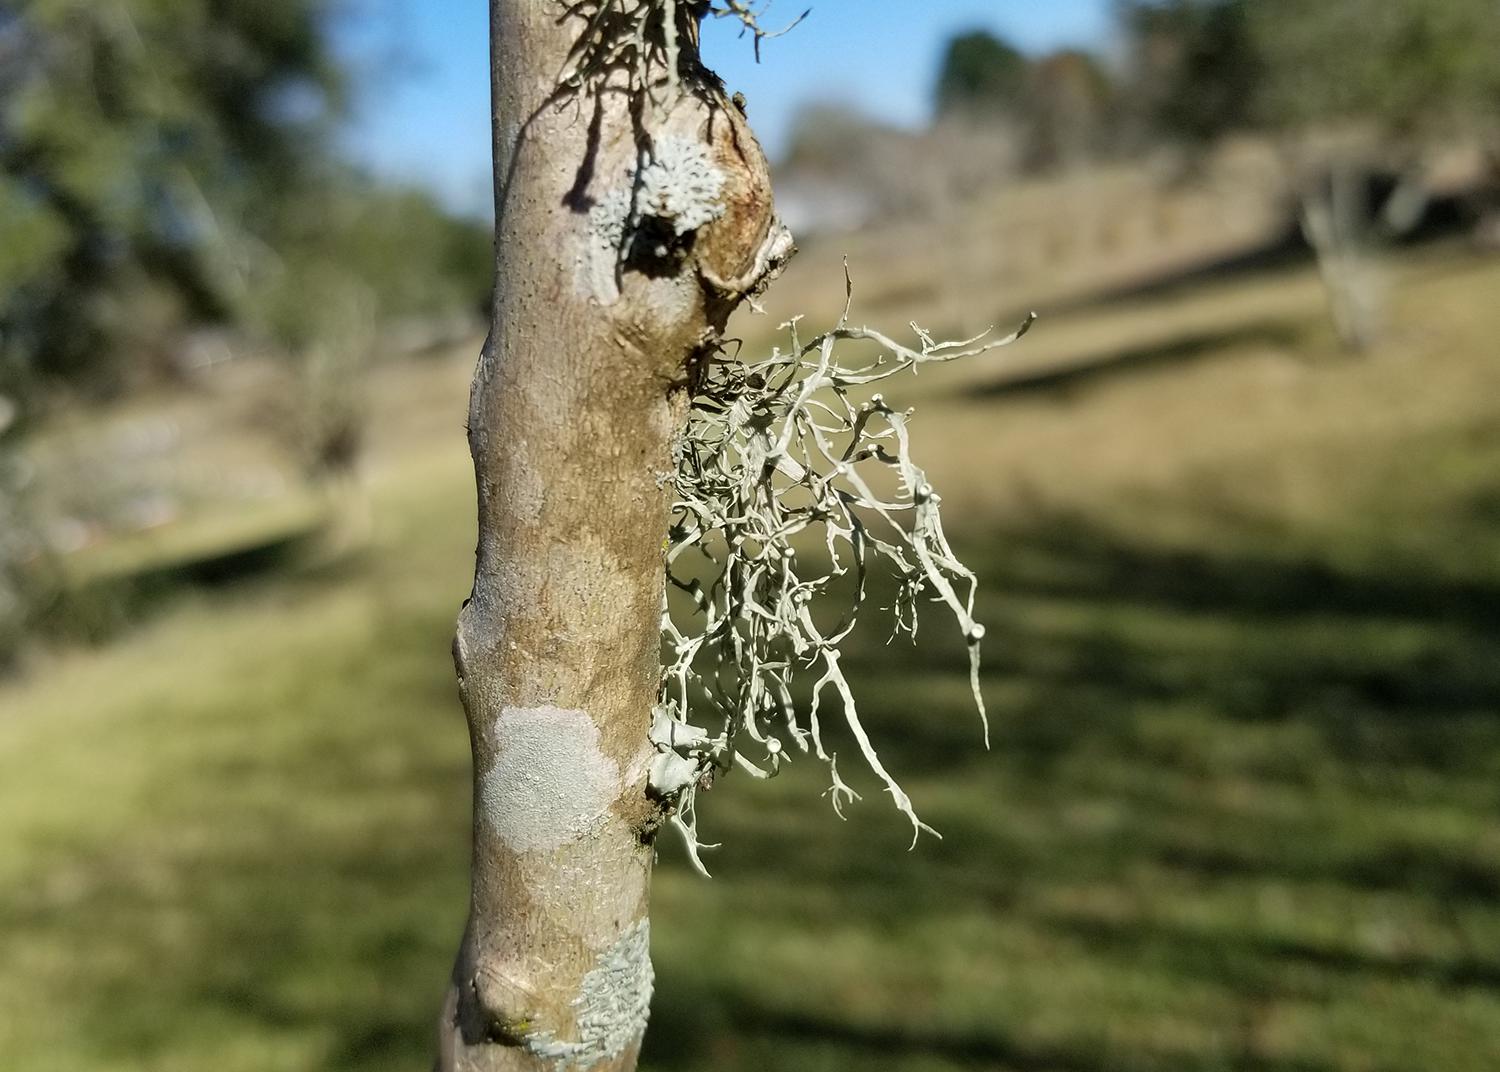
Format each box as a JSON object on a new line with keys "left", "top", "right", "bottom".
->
{"left": 3, "top": 241, "right": 1499, "bottom": 1071}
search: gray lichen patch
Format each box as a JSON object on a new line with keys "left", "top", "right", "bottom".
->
{"left": 585, "top": 185, "right": 634, "bottom": 292}
{"left": 579, "top": 136, "right": 728, "bottom": 303}
{"left": 636, "top": 137, "right": 727, "bottom": 236}
{"left": 481, "top": 706, "right": 622, "bottom": 854}
{"left": 523, "top": 919, "right": 654, "bottom": 1070}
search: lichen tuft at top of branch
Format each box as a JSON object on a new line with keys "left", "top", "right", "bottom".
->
{"left": 555, "top": 0, "right": 808, "bottom": 104}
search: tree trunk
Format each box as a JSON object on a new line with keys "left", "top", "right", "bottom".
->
{"left": 1298, "top": 161, "right": 1383, "bottom": 354}
{"left": 436, "top": 3, "right": 792, "bottom": 1070}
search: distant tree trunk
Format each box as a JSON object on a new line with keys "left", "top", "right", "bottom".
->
{"left": 1475, "top": 147, "right": 1500, "bottom": 251}
{"left": 0, "top": 397, "right": 31, "bottom": 668}
{"left": 1297, "top": 160, "right": 1383, "bottom": 354}
{"left": 435, "top": 3, "right": 792, "bottom": 1070}
{"left": 1293, "top": 150, "right": 1436, "bottom": 354}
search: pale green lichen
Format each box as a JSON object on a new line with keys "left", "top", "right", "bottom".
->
{"left": 651, "top": 271, "right": 1035, "bottom": 871}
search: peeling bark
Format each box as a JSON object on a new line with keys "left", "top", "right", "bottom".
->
{"left": 435, "top": 4, "right": 791, "bottom": 1070}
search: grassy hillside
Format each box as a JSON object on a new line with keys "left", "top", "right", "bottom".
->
{"left": 2, "top": 239, "right": 1499, "bottom": 1071}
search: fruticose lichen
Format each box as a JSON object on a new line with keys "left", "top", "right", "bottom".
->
{"left": 650, "top": 273, "right": 1035, "bottom": 872}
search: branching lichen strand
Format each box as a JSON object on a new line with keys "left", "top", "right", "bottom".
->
{"left": 652, "top": 270, "right": 1035, "bottom": 868}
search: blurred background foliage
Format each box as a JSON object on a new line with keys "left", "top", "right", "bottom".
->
{"left": 0, "top": 0, "right": 490, "bottom": 664}
{"left": 3, "top": 1, "right": 1500, "bottom": 1070}
{"left": 0, "top": 0, "right": 490, "bottom": 406}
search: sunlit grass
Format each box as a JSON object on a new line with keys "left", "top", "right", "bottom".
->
{"left": 3, "top": 248, "right": 1500, "bottom": 1071}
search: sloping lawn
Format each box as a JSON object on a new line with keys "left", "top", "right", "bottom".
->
{"left": 2, "top": 249, "right": 1499, "bottom": 1072}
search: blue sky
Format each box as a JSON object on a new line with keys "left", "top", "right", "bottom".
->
{"left": 337, "top": 1, "right": 1113, "bottom": 217}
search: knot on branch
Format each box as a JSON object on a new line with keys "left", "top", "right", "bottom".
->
{"left": 462, "top": 959, "right": 546, "bottom": 1048}
{"left": 580, "top": 105, "right": 785, "bottom": 322}
{"left": 465, "top": 924, "right": 654, "bottom": 1067}
{"left": 582, "top": 135, "right": 729, "bottom": 296}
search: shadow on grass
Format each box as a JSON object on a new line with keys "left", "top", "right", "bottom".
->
{"left": 806, "top": 516, "right": 1500, "bottom": 807}
{"left": 1043, "top": 191, "right": 1480, "bottom": 320}
{"left": 1154, "top": 840, "right": 1500, "bottom": 902}
{"left": 986, "top": 517, "right": 1500, "bottom": 632}
{"left": 1045, "top": 913, "right": 1500, "bottom": 994}
{"left": 32, "top": 523, "right": 333, "bottom": 650}
{"left": 8, "top": 495, "right": 1500, "bottom": 1072}
{"left": 0, "top": 811, "right": 466, "bottom": 1072}
{"left": 645, "top": 984, "right": 1344, "bottom": 1072}
{"left": 970, "top": 320, "right": 1302, "bottom": 401}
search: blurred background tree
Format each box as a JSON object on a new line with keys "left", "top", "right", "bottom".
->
{"left": 0, "top": 0, "right": 491, "bottom": 663}
{"left": 1245, "top": 0, "right": 1500, "bottom": 348}
{"left": 1025, "top": 48, "right": 1115, "bottom": 172}
{"left": 1118, "top": 0, "right": 1259, "bottom": 150}
{"left": 0, "top": 0, "right": 489, "bottom": 402}
{"left": 1120, "top": 0, "right": 1500, "bottom": 349}
{"left": 933, "top": 30, "right": 1118, "bottom": 174}
{"left": 0, "top": 392, "right": 31, "bottom": 666}
{"left": 0, "top": 0, "right": 342, "bottom": 401}
{"left": 934, "top": 30, "right": 1030, "bottom": 122}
